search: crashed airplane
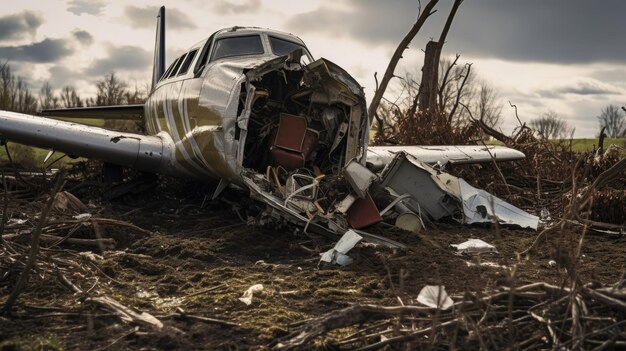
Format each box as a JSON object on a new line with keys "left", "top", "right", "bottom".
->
{"left": 0, "top": 7, "right": 538, "bottom": 251}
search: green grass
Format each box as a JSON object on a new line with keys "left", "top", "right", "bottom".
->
{"left": 0, "top": 334, "right": 65, "bottom": 351}
{"left": 57, "top": 117, "right": 105, "bottom": 127}
{"left": 485, "top": 137, "right": 626, "bottom": 153}
{"left": 566, "top": 138, "right": 625, "bottom": 153}
{"left": 0, "top": 117, "right": 104, "bottom": 168}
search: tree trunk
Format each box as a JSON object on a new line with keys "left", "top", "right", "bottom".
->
{"left": 418, "top": 41, "right": 440, "bottom": 112}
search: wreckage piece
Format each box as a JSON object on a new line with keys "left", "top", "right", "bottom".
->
{"left": 239, "top": 284, "right": 264, "bottom": 305}
{"left": 343, "top": 159, "right": 378, "bottom": 199}
{"left": 416, "top": 285, "right": 454, "bottom": 310}
{"left": 379, "top": 152, "right": 539, "bottom": 229}
{"left": 346, "top": 193, "right": 383, "bottom": 229}
{"left": 379, "top": 152, "right": 460, "bottom": 221}
{"left": 451, "top": 239, "right": 497, "bottom": 255}
{"left": 320, "top": 230, "right": 362, "bottom": 266}
{"left": 458, "top": 179, "right": 539, "bottom": 229}
{"left": 366, "top": 145, "right": 526, "bottom": 172}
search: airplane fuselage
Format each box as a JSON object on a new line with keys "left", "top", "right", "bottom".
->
{"left": 143, "top": 27, "right": 368, "bottom": 187}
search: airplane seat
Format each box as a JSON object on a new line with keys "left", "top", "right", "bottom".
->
{"left": 269, "top": 113, "right": 319, "bottom": 171}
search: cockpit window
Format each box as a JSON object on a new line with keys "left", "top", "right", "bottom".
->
{"left": 211, "top": 35, "right": 264, "bottom": 61}
{"left": 269, "top": 36, "right": 311, "bottom": 64}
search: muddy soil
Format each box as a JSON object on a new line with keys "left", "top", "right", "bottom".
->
{"left": 1, "top": 176, "right": 625, "bottom": 350}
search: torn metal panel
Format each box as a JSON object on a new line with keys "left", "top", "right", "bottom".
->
{"left": 320, "top": 230, "right": 362, "bottom": 266}
{"left": 458, "top": 179, "right": 539, "bottom": 230}
{"left": 380, "top": 152, "right": 538, "bottom": 230}
{"left": 379, "top": 152, "right": 461, "bottom": 221}
{"left": 343, "top": 159, "right": 378, "bottom": 198}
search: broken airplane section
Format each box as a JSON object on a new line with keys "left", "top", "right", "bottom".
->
{"left": 0, "top": 7, "right": 537, "bottom": 252}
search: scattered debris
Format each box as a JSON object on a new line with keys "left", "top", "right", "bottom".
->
{"left": 274, "top": 280, "right": 626, "bottom": 350}
{"left": 73, "top": 213, "right": 92, "bottom": 221}
{"left": 239, "top": 284, "right": 264, "bottom": 306}
{"left": 416, "top": 285, "right": 454, "bottom": 310}
{"left": 451, "top": 238, "right": 497, "bottom": 255}
{"left": 319, "top": 230, "right": 362, "bottom": 266}
{"left": 465, "top": 261, "right": 508, "bottom": 269}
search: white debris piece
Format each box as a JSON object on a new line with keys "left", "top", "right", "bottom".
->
{"left": 73, "top": 213, "right": 92, "bottom": 221}
{"left": 335, "top": 194, "right": 357, "bottom": 214}
{"left": 465, "top": 261, "right": 507, "bottom": 269}
{"left": 320, "top": 230, "right": 362, "bottom": 266}
{"left": 451, "top": 239, "right": 497, "bottom": 255}
{"left": 417, "top": 285, "right": 454, "bottom": 310}
{"left": 239, "top": 284, "right": 264, "bottom": 305}
{"left": 458, "top": 179, "right": 539, "bottom": 230}
{"left": 8, "top": 218, "right": 27, "bottom": 225}
{"left": 343, "top": 159, "right": 378, "bottom": 198}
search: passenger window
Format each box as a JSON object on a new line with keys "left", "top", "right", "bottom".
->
{"left": 178, "top": 49, "right": 198, "bottom": 76}
{"left": 168, "top": 54, "right": 186, "bottom": 78}
{"left": 211, "top": 35, "right": 264, "bottom": 61}
{"left": 160, "top": 57, "right": 180, "bottom": 81}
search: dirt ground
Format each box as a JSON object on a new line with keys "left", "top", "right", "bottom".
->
{"left": 1, "top": 172, "right": 625, "bottom": 350}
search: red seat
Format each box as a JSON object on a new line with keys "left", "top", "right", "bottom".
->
{"left": 269, "top": 113, "right": 319, "bottom": 171}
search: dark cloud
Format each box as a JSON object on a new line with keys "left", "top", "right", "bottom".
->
{"left": 212, "top": 0, "right": 261, "bottom": 15}
{"left": 286, "top": 0, "right": 626, "bottom": 64}
{"left": 85, "top": 45, "right": 151, "bottom": 77}
{"left": 0, "top": 38, "right": 73, "bottom": 63}
{"left": 537, "top": 79, "right": 622, "bottom": 99}
{"left": 72, "top": 30, "right": 93, "bottom": 46}
{"left": 124, "top": 6, "right": 196, "bottom": 30}
{"left": 0, "top": 11, "right": 43, "bottom": 41}
{"left": 67, "top": 0, "right": 106, "bottom": 16}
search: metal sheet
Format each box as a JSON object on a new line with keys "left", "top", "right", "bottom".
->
{"left": 343, "top": 159, "right": 377, "bottom": 198}
{"left": 458, "top": 179, "right": 539, "bottom": 230}
{"left": 379, "top": 152, "right": 460, "bottom": 221}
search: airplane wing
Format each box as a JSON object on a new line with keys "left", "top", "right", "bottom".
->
{"left": 40, "top": 104, "right": 144, "bottom": 120}
{"left": 0, "top": 110, "right": 184, "bottom": 176}
{"left": 366, "top": 145, "right": 525, "bottom": 171}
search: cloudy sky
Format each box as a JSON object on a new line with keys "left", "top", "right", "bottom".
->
{"left": 0, "top": 0, "right": 624, "bottom": 137}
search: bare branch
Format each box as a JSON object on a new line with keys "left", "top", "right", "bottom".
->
{"left": 367, "top": 0, "right": 439, "bottom": 121}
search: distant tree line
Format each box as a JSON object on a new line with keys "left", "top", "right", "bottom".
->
{"left": 0, "top": 62, "right": 146, "bottom": 113}
{"left": 528, "top": 105, "right": 626, "bottom": 140}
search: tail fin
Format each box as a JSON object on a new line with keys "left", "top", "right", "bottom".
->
{"left": 151, "top": 6, "right": 166, "bottom": 91}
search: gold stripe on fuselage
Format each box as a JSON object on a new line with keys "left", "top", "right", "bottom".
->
{"left": 146, "top": 76, "right": 235, "bottom": 181}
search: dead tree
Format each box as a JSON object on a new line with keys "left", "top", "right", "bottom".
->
{"left": 418, "top": 41, "right": 439, "bottom": 112}
{"left": 418, "top": 0, "right": 463, "bottom": 113}
{"left": 368, "top": 0, "right": 440, "bottom": 141}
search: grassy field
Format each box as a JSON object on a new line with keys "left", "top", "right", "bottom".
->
{"left": 0, "top": 117, "right": 105, "bottom": 167}
{"left": 564, "top": 137, "right": 625, "bottom": 152}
